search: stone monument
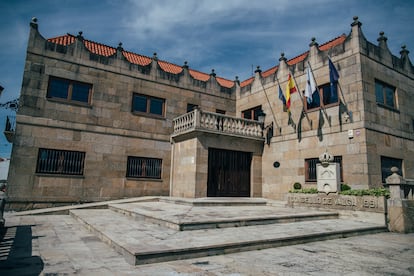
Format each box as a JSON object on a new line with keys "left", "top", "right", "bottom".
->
{"left": 316, "top": 150, "right": 340, "bottom": 194}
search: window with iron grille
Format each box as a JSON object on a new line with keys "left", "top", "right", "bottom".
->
{"left": 36, "top": 148, "right": 85, "bottom": 175}
{"left": 132, "top": 93, "right": 165, "bottom": 117}
{"left": 305, "top": 156, "right": 343, "bottom": 182}
{"left": 375, "top": 80, "right": 397, "bottom": 110}
{"left": 126, "top": 156, "right": 162, "bottom": 179}
{"left": 47, "top": 76, "right": 92, "bottom": 104}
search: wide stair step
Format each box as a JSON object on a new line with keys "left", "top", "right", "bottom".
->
{"left": 70, "top": 203, "right": 387, "bottom": 265}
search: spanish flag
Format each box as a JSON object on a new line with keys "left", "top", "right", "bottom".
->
{"left": 285, "top": 73, "right": 297, "bottom": 111}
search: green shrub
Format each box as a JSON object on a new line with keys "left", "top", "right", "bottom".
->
{"left": 289, "top": 188, "right": 318, "bottom": 194}
{"left": 340, "top": 183, "right": 351, "bottom": 191}
{"left": 339, "top": 187, "right": 390, "bottom": 197}
{"left": 293, "top": 182, "right": 302, "bottom": 190}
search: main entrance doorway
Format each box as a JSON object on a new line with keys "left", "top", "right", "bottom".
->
{"left": 207, "top": 148, "right": 252, "bottom": 197}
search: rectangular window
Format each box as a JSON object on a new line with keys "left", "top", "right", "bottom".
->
{"left": 380, "top": 156, "right": 402, "bottom": 183}
{"left": 375, "top": 80, "right": 396, "bottom": 109}
{"left": 36, "top": 148, "right": 85, "bottom": 175}
{"left": 132, "top": 93, "right": 165, "bottom": 117}
{"left": 306, "top": 83, "right": 338, "bottom": 111}
{"left": 242, "top": 106, "right": 262, "bottom": 121}
{"left": 126, "top": 156, "right": 162, "bottom": 179}
{"left": 47, "top": 76, "right": 92, "bottom": 104}
{"left": 187, "top": 103, "right": 198, "bottom": 112}
{"left": 216, "top": 109, "right": 226, "bottom": 114}
{"left": 305, "top": 156, "right": 343, "bottom": 182}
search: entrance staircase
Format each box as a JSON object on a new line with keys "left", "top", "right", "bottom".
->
{"left": 67, "top": 197, "right": 387, "bottom": 265}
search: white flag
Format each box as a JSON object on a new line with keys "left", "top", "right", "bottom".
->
{"left": 305, "top": 66, "right": 317, "bottom": 104}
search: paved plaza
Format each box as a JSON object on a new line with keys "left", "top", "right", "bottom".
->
{"left": 0, "top": 199, "right": 413, "bottom": 275}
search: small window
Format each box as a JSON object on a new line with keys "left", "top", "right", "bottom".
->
{"left": 305, "top": 156, "right": 343, "bottom": 182}
{"left": 381, "top": 156, "right": 402, "bottom": 183}
{"left": 187, "top": 103, "right": 198, "bottom": 112}
{"left": 36, "top": 148, "right": 85, "bottom": 175}
{"left": 132, "top": 93, "right": 165, "bottom": 117}
{"left": 47, "top": 76, "right": 92, "bottom": 104}
{"left": 127, "top": 156, "right": 162, "bottom": 179}
{"left": 375, "top": 80, "right": 396, "bottom": 109}
{"left": 216, "top": 109, "right": 226, "bottom": 114}
{"left": 306, "top": 83, "right": 338, "bottom": 111}
{"left": 242, "top": 106, "right": 262, "bottom": 121}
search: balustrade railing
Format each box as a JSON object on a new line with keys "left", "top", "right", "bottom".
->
{"left": 173, "top": 108, "right": 263, "bottom": 139}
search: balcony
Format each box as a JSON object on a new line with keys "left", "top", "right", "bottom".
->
{"left": 172, "top": 108, "right": 264, "bottom": 141}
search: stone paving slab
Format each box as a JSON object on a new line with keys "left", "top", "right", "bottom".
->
{"left": 109, "top": 201, "right": 339, "bottom": 230}
{"left": 70, "top": 208, "right": 386, "bottom": 265}
{"left": 1, "top": 213, "right": 413, "bottom": 275}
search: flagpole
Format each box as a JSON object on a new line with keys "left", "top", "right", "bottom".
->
{"left": 288, "top": 69, "right": 313, "bottom": 129}
{"left": 307, "top": 61, "right": 331, "bottom": 126}
{"left": 259, "top": 76, "right": 281, "bottom": 133}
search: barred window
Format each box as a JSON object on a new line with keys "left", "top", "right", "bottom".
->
{"left": 36, "top": 148, "right": 85, "bottom": 175}
{"left": 305, "top": 156, "right": 343, "bottom": 182}
{"left": 132, "top": 93, "right": 165, "bottom": 117}
{"left": 47, "top": 76, "right": 92, "bottom": 104}
{"left": 126, "top": 156, "right": 162, "bottom": 179}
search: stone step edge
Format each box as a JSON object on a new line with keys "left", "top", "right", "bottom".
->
{"left": 69, "top": 210, "right": 387, "bottom": 266}
{"left": 132, "top": 226, "right": 387, "bottom": 265}
{"left": 108, "top": 204, "right": 339, "bottom": 231}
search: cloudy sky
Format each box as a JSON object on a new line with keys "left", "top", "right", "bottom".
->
{"left": 0, "top": 0, "right": 413, "bottom": 157}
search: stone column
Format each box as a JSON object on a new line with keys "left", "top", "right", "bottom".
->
{"left": 385, "top": 167, "right": 414, "bottom": 233}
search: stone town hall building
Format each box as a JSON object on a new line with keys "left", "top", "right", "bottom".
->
{"left": 6, "top": 17, "right": 414, "bottom": 209}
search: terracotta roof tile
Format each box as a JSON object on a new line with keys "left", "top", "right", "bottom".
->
{"left": 216, "top": 77, "right": 234, "bottom": 88}
{"left": 319, "top": 34, "right": 347, "bottom": 51}
{"left": 240, "top": 77, "right": 254, "bottom": 87}
{"left": 47, "top": 34, "right": 76, "bottom": 45}
{"left": 261, "top": 66, "right": 278, "bottom": 78}
{"left": 158, "top": 60, "right": 183, "bottom": 74}
{"left": 189, "top": 69, "right": 210, "bottom": 82}
{"left": 122, "top": 51, "right": 152, "bottom": 66}
{"left": 83, "top": 40, "right": 116, "bottom": 57}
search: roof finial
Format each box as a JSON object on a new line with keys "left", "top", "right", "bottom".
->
{"left": 377, "top": 31, "right": 387, "bottom": 42}
{"left": 30, "top": 17, "right": 38, "bottom": 30}
{"left": 182, "top": 61, "right": 189, "bottom": 69}
{"left": 234, "top": 76, "right": 239, "bottom": 84}
{"left": 351, "top": 16, "right": 362, "bottom": 27}
{"left": 309, "top": 37, "right": 318, "bottom": 47}
{"left": 152, "top": 52, "right": 158, "bottom": 60}
{"left": 279, "top": 52, "right": 287, "bottom": 62}
{"left": 210, "top": 69, "right": 216, "bottom": 77}
{"left": 117, "top": 42, "right": 123, "bottom": 51}
{"left": 77, "top": 31, "right": 84, "bottom": 40}
{"left": 254, "top": 66, "right": 262, "bottom": 74}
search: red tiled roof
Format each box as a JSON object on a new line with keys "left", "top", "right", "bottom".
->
{"left": 216, "top": 77, "right": 234, "bottom": 88}
{"left": 48, "top": 34, "right": 76, "bottom": 45}
{"left": 122, "top": 51, "right": 152, "bottom": 66}
{"left": 189, "top": 69, "right": 210, "bottom": 82}
{"left": 158, "top": 60, "right": 183, "bottom": 74}
{"left": 47, "top": 34, "right": 234, "bottom": 87}
{"left": 240, "top": 34, "right": 347, "bottom": 87}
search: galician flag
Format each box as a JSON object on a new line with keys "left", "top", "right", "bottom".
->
{"left": 305, "top": 66, "right": 317, "bottom": 104}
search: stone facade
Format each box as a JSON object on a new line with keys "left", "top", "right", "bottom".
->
{"left": 6, "top": 16, "right": 414, "bottom": 208}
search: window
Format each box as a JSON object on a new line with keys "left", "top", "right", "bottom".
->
{"left": 381, "top": 156, "right": 402, "bottom": 183}
{"left": 47, "top": 76, "right": 92, "bottom": 104}
{"left": 126, "top": 156, "right": 162, "bottom": 179}
{"left": 187, "top": 103, "right": 198, "bottom": 112}
{"left": 306, "top": 83, "right": 338, "bottom": 110}
{"left": 242, "top": 106, "right": 262, "bottom": 120}
{"left": 36, "top": 148, "right": 85, "bottom": 175}
{"left": 375, "top": 80, "right": 396, "bottom": 109}
{"left": 216, "top": 109, "right": 226, "bottom": 114}
{"left": 305, "top": 156, "right": 343, "bottom": 182}
{"left": 132, "top": 93, "right": 165, "bottom": 117}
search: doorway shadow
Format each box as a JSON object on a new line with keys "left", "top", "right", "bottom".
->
{"left": 0, "top": 225, "right": 44, "bottom": 276}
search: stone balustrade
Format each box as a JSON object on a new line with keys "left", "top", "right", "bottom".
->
{"left": 173, "top": 108, "right": 263, "bottom": 139}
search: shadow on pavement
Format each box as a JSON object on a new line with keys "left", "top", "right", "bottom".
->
{"left": 0, "top": 225, "right": 44, "bottom": 276}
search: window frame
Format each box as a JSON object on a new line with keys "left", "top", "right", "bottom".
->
{"left": 47, "top": 76, "right": 92, "bottom": 105}
{"left": 36, "top": 148, "right": 85, "bottom": 176}
{"left": 305, "top": 83, "right": 339, "bottom": 111}
{"left": 375, "top": 79, "right": 397, "bottom": 110}
{"left": 126, "top": 156, "right": 163, "bottom": 179}
{"left": 242, "top": 105, "right": 262, "bottom": 121}
{"left": 131, "top": 93, "right": 166, "bottom": 117}
{"left": 380, "top": 156, "right": 402, "bottom": 183}
{"left": 305, "top": 156, "right": 343, "bottom": 183}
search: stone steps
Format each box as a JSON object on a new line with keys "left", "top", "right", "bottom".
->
{"left": 69, "top": 201, "right": 387, "bottom": 265}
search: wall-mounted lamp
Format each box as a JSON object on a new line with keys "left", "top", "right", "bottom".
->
{"left": 258, "top": 110, "right": 274, "bottom": 145}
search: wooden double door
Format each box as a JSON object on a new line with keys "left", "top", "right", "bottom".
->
{"left": 207, "top": 148, "right": 252, "bottom": 197}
